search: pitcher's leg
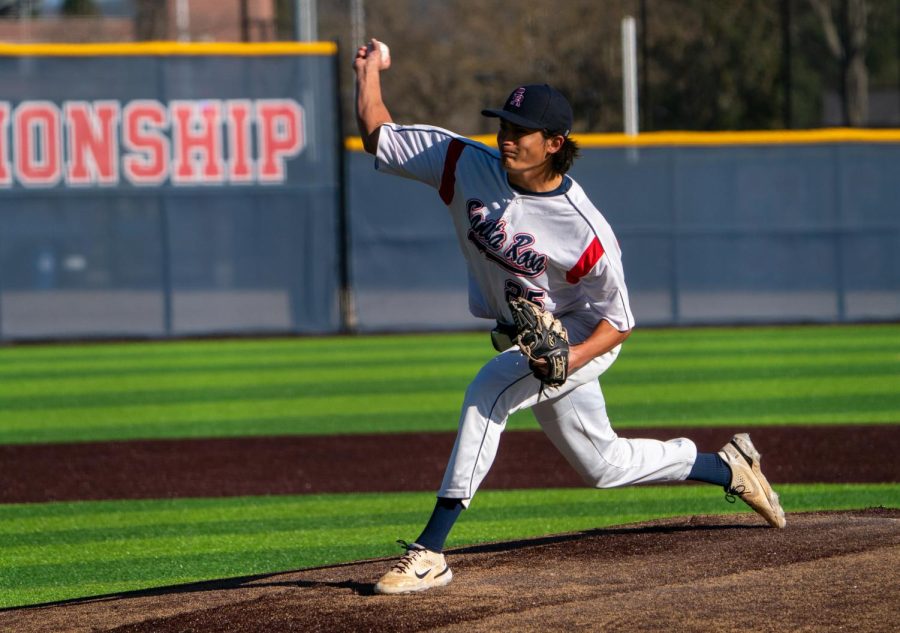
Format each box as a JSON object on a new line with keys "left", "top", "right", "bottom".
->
{"left": 438, "top": 351, "right": 536, "bottom": 502}
{"left": 532, "top": 381, "right": 696, "bottom": 488}
{"left": 438, "top": 349, "right": 622, "bottom": 502}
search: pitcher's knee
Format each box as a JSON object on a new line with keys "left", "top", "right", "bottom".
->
{"left": 583, "top": 466, "right": 630, "bottom": 489}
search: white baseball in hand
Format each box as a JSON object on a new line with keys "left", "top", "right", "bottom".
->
{"left": 368, "top": 40, "right": 390, "bottom": 69}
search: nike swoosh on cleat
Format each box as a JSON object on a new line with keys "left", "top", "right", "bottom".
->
{"left": 732, "top": 441, "right": 754, "bottom": 467}
{"left": 414, "top": 568, "right": 433, "bottom": 579}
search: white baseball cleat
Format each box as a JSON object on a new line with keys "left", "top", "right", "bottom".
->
{"left": 718, "top": 433, "right": 787, "bottom": 529}
{"left": 374, "top": 541, "right": 453, "bottom": 595}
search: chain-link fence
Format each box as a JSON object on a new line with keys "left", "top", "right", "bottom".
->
{"left": 1, "top": 1, "right": 897, "bottom": 132}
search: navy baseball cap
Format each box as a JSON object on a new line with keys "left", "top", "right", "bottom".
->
{"left": 482, "top": 84, "right": 573, "bottom": 137}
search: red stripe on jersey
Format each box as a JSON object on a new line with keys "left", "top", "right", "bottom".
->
{"left": 566, "top": 237, "right": 605, "bottom": 284}
{"left": 439, "top": 138, "right": 465, "bottom": 204}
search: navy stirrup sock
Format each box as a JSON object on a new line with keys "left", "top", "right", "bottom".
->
{"left": 415, "top": 497, "right": 464, "bottom": 553}
{"left": 688, "top": 452, "right": 732, "bottom": 487}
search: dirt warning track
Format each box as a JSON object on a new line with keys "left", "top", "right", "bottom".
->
{"left": 1, "top": 425, "right": 896, "bottom": 503}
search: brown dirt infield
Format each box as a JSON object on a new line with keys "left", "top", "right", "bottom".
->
{"left": 1, "top": 425, "right": 896, "bottom": 503}
{"left": 2, "top": 509, "right": 897, "bottom": 632}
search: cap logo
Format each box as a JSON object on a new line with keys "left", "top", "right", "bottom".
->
{"left": 509, "top": 87, "right": 526, "bottom": 108}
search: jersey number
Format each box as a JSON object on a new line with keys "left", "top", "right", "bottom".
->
{"left": 504, "top": 280, "right": 545, "bottom": 306}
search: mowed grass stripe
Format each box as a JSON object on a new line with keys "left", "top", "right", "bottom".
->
{"left": 0, "top": 483, "right": 896, "bottom": 608}
{"left": 0, "top": 333, "right": 491, "bottom": 365}
{"left": 4, "top": 547, "right": 381, "bottom": 599}
{"left": 3, "top": 327, "right": 897, "bottom": 369}
{"left": 1, "top": 398, "right": 898, "bottom": 445}
{"left": 3, "top": 404, "right": 897, "bottom": 445}
{"left": 1, "top": 323, "right": 896, "bottom": 373}
{"left": 2, "top": 482, "right": 895, "bottom": 549}
{"left": 0, "top": 322, "right": 864, "bottom": 362}
{"left": 0, "top": 414, "right": 452, "bottom": 444}
{"left": 1, "top": 514, "right": 429, "bottom": 549}
{"left": 1, "top": 379, "right": 895, "bottom": 434}
{"left": 1, "top": 528, "right": 406, "bottom": 569}
{"left": 2, "top": 352, "right": 896, "bottom": 401}
{"left": 0, "top": 344, "right": 495, "bottom": 379}
{"left": 0, "top": 390, "right": 461, "bottom": 429}
{"left": 1, "top": 326, "right": 895, "bottom": 387}
{"left": 1, "top": 324, "right": 898, "bottom": 444}
{"left": 2, "top": 360, "right": 897, "bottom": 412}
{"left": 0, "top": 404, "right": 895, "bottom": 443}
{"left": 0, "top": 366, "right": 477, "bottom": 402}
{"left": 1, "top": 372, "right": 894, "bottom": 421}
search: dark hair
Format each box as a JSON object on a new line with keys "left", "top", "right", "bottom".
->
{"left": 545, "top": 134, "right": 580, "bottom": 175}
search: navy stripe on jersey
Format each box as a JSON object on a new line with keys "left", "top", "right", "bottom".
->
{"left": 439, "top": 138, "right": 466, "bottom": 204}
{"left": 564, "top": 192, "right": 605, "bottom": 240}
{"left": 617, "top": 289, "right": 634, "bottom": 329}
{"left": 508, "top": 175, "right": 573, "bottom": 197}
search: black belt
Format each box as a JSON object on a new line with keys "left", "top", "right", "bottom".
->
{"left": 490, "top": 321, "right": 518, "bottom": 352}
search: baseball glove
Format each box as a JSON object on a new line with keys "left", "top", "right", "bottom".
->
{"left": 508, "top": 297, "right": 570, "bottom": 387}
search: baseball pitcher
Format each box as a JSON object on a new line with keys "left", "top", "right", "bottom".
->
{"left": 353, "top": 39, "right": 786, "bottom": 595}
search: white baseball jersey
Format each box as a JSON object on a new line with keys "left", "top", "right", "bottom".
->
{"left": 374, "top": 122, "right": 695, "bottom": 504}
{"left": 375, "top": 123, "right": 634, "bottom": 343}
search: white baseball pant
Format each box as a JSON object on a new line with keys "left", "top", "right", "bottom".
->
{"left": 438, "top": 344, "right": 697, "bottom": 506}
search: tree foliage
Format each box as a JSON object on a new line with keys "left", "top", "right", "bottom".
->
{"left": 61, "top": 0, "right": 99, "bottom": 16}
{"left": 644, "top": 0, "right": 784, "bottom": 130}
{"left": 319, "top": 0, "right": 896, "bottom": 133}
{"left": 134, "top": 0, "right": 168, "bottom": 41}
{"left": 51, "top": 0, "right": 876, "bottom": 133}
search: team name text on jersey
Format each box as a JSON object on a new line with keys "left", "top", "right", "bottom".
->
{"left": 466, "top": 198, "right": 548, "bottom": 278}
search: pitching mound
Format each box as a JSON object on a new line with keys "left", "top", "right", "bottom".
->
{"left": 4, "top": 508, "right": 898, "bottom": 632}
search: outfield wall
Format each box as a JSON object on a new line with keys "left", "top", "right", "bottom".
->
{"left": 0, "top": 43, "right": 897, "bottom": 340}
{"left": 0, "top": 43, "right": 345, "bottom": 340}
{"left": 349, "top": 132, "right": 900, "bottom": 332}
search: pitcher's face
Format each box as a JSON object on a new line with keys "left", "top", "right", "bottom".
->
{"left": 496, "top": 120, "right": 560, "bottom": 176}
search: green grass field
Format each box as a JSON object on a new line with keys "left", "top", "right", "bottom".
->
{"left": 0, "top": 324, "right": 898, "bottom": 444}
{"left": 1, "top": 324, "right": 898, "bottom": 608}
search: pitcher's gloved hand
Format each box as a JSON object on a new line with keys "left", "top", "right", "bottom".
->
{"left": 507, "top": 297, "right": 570, "bottom": 387}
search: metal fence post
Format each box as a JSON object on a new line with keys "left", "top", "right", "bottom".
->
{"left": 333, "top": 48, "right": 357, "bottom": 333}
